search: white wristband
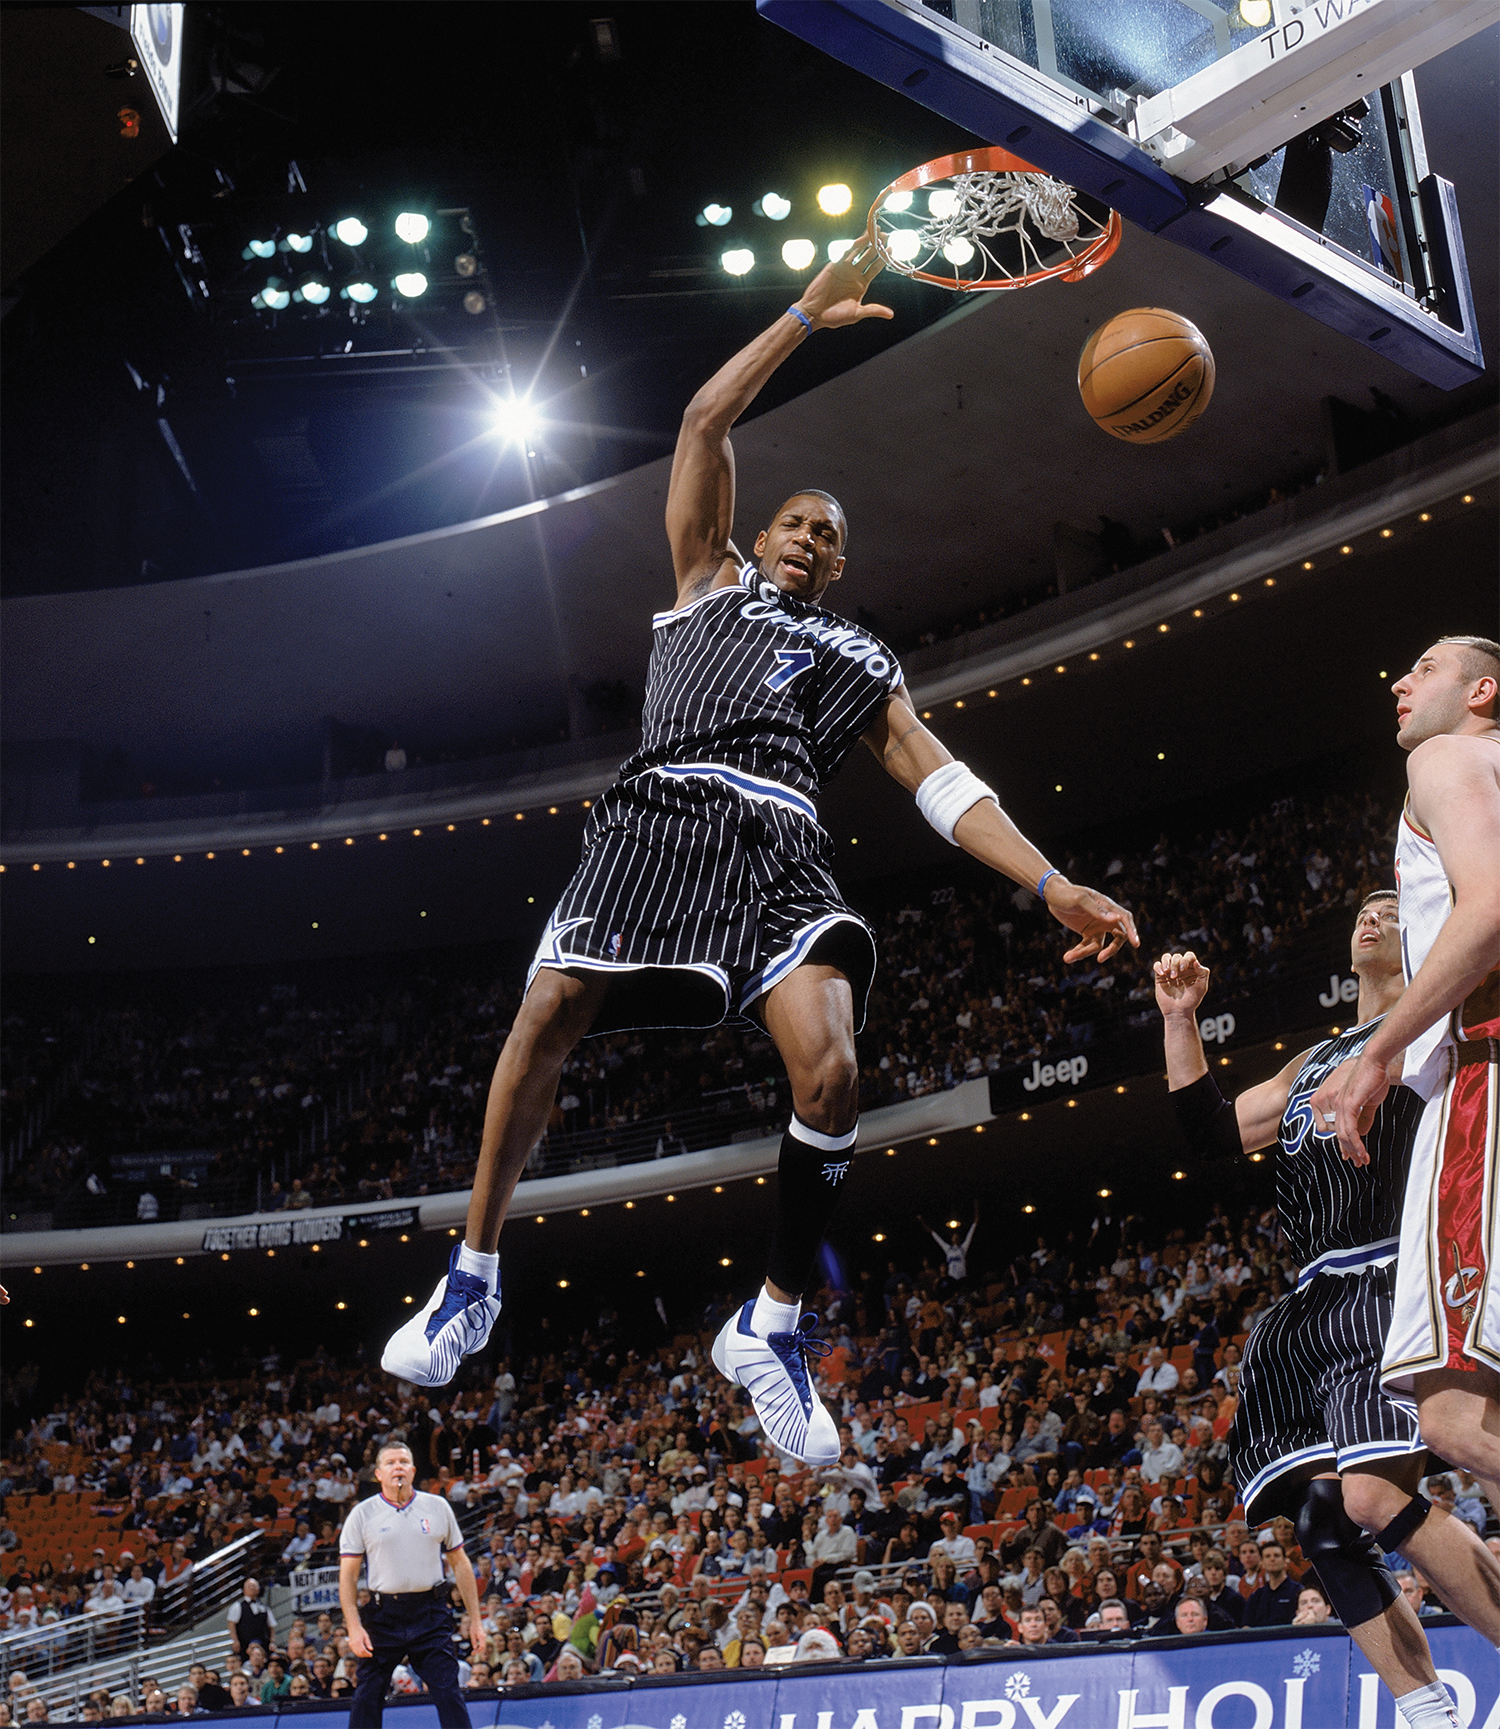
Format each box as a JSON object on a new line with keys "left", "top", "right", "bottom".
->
{"left": 915, "top": 760, "right": 999, "bottom": 846}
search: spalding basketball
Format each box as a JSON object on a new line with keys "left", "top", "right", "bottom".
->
{"left": 1078, "top": 308, "right": 1215, "bottom": 444}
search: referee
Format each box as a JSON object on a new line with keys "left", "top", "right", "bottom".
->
{"left": 339, "top": 1439, "right": 479, "bottom": 1728}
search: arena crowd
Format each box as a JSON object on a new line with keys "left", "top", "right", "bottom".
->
{"left": 2, "top": 1185, "right": 1493, "bottom": 1707}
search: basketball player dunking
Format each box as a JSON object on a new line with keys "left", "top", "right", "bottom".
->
{"left": 382, "top": 251, "right": 1137, "bottom": 1462}
{"left": 1314, "top": 637, "right": 1500, "bottom": 1562}
{"left": 1158, "top": 895, "right": 1498, "bottom": 1729}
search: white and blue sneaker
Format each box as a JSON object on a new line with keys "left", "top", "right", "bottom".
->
{"left": 380, "top": 1246, "right": 501, "bottom": 1387}
{"left": 711, "top": 1302, "right": 839, "bottom": 1466}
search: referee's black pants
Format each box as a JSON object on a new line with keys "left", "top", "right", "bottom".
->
{"left": 348, "top": 1591, "right": 470, "bottom": 1729}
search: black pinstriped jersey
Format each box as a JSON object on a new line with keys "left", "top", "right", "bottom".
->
{"left": 1276, "top": 1015, "right": 1423, "bottom": 1267}
{"left": 618, "top": 563, "right": 904, "bottom": 801}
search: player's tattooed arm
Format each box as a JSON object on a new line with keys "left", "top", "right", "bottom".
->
{"left": 866, "top": 687, "right": 1138, "bottom": 962}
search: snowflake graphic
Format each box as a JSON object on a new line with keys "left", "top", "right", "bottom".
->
{"left": 670, "top": 1717, "right": 687, "bottom": 1729}
{"left": 1005, "top": 1672, "right": 1032, "bottom": 1701}
{"left": 725, "top": 1715, "right": 747, "bottom": 1729}
{"left": 587, "top": 1718, "right": 603, "bottom": 1729}
{"left": 1292, "top": 1648, "right": 1321, "bottom": 1679}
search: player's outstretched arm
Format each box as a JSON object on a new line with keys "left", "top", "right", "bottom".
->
{"left": 664, "top": 251, "right": 892, "bottom": 606}
{"left": 1154, "top": 951, "right": 1305, "bottom": 1154}
{"left": 864, "top": 688, "right": 1137, "bottom": 962}
{"left": 1312, "top": 733, "right": 1500, "bottom": 1162}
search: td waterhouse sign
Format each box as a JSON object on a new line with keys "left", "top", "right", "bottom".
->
{"left": 201, "top": 1206, "right": 418, "bottom": 1254}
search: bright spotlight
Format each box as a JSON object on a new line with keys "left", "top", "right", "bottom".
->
{"left": 720, "top": 248, "right": 754, "bottom": 276}
{"left": 757, "top": 192, "right": 791, "bottom": 220}
{"left": 928, "top": 188, "right": 960, "bottom": 218}
{"left": 883, "top": 190, "right": 913, "bottom": 213}
{"left": 333, "top": 217, "right": 369, "bottom": 247}
{"left": 781, "top": 237, "right": 815, "bottom": 270}
{"left": 941, "top": 237, "right": 975, "bottom": 265}
{"left": 285, "top": 232, "right": 313, "bottom": 254}
{"left": 463, "top": 290, "right": 486, "bottom": 315}
{"left": 392, "top": 271, "right": 428, "bottom": 298}
{"left": 827, "top": 238, "right": 854, "bottom": 262}
{"left": 394, "top": 212, "right": 430, "bottom": 244}
{"left": 492, "top": 397, "right": 538, "bottom": 443}
{"left": 1238, "top": 0, "right": 1272, "bottom": 24}
{"left": 888, "top": 229, "right": 921, "bottom": 263}
{"left": 816, "top": 183, "right": 853, "bottom": 215}
{"left": 300, "top": 279, "right": 330, "bottom": 305}
{"left": 261, "top": 282, "right": 290, "bottom": 310}
{"left": 345, "top": 280, "right": 379, "bottom": 304}
{"left": 247, "top": 239, "right": 275, "bottom": 259}
{"left": 698, "top": 203, "right": 732, "bottom": 227}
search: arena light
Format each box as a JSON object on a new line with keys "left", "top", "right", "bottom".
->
{"left": 345, "top": 280, "right": 379, "bottom": 304}
{"left": 816, "top": 183, "right": 852, "bottom": 215}
{"left": 941, "top": 237, "right": 975, "bottom": 266}
{"left": 884, "top": 189, "right": 913, "bottom": 213}
{"left": 755, "top": 193, "right": 791, "bottom": 220}
{"left": 246, "top": 238, "right": 276, "bottom": 259}
{"left": 394, "top": 212, "right": 430, "bottom": 244}
{"left": 285, "top": 232, "right": 313, "bottom": 254}
{"left": 827, "top": 239, "right": 854, "bottom": 262}
{"left": 491, "top": 396, "right": 538, "bottom": 444}
{"left": 463, "top": 291, "right": 487, "bottom": 315}
{"left": 720, "top": 248, "right": 754, "bottom": 276}
{"left": 333, "top": 217, "right": 368, "bottom": 247}
{"left": 698, "top": 203, "right": 732, "bottom": 227}
{"left": 781, "top": 238, "right": 815, "bottom": 270}
{"left": 261, "top": 282, "right": 290, "bottom": 310}
{"left": 1238, "top": 0, "right": 1272, "bottom": 25}
{"left": 392, "top": 271, "right": 428, "bottom": 298}
{"left": 298, "top": 279, "right": 331, "bottom": 305}
{"left": 928, "top": 188, "right": 960, "bottom": 218}
{"left": 888, "top": 229, "right": 921, "bottom": 263}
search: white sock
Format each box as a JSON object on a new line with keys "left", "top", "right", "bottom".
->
{"left": 1395, "top": 1681, "right": 1461, "bottom": 1728}
{"left": 456, "top": 1242, "right": 499, "bottom": 1293}
{"left": 750, "top": 1287, "right": 800, "bottom": 1338}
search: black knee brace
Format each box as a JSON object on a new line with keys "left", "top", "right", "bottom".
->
{"left": 1295, "top": 1478, "right": 1400, "bottom": 1629}
{"left": 1370, "top": 1491, "right": 1432, "bottom": 1555}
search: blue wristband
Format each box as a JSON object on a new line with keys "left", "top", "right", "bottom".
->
{"left": 786, "top": 305, "right": 814, "bottom": 334}
{"left": 1036, "top": 868, "right": 1061, "bottom": 903}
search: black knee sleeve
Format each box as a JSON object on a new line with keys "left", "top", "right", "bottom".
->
{"left": 1295, "top": 1478, "right": 1400, "bottom": 1629}
{"left": 764, "top": 1117, "right": 856, "bottom": 1298}
{"left": 1371, "top": 1491, "right": 1432, "bottom": 1555}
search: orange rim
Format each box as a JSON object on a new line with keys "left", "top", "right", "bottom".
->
{"left": 863, "top": 145, "right": 1122, "bottom": 292}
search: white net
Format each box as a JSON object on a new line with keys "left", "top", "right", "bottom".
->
{"left": 873, "top": 169, "right": 1112, "bottom": 287}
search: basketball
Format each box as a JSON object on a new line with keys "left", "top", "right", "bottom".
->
{"left": 1078, "top": 307, "right": 1215, "bottom": 444}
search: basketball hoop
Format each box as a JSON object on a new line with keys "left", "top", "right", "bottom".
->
{"left": 860, "top": 147, "right": 1121, "bottom": 293}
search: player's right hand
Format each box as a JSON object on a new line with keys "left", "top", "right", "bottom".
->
{"left": 1154, "top": 951, "right": 1210, "bottom": 1016}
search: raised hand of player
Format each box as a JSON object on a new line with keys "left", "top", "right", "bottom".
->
{"left": 796, "top": 248, "right": 894, "bottom": 329}
{"left": 1154, "top": 951, "right": 1210, "bottom": 1018}
{"left": 1044, "top": 881, "right": 1139, "bottom": 963}
{"left": 1309, "top": 1049, "right": 1398, "bottom": 1167}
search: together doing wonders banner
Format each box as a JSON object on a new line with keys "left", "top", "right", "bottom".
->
{"left": 218, "top": 1624, "right": 1497, "bottom": 1728}
{"left": 200, "top": 1207, "right": 418, "bottom": 1254}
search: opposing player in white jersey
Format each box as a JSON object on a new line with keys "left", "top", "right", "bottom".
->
{"left": 1315, "top": 636, "right": 1500, "bottom": 1531}
{"left": 383, "top": 251, "right": 1137, "bottom": 1463}
{"left": 1159, "top": 895, "right": 1497, "bottom": 1727}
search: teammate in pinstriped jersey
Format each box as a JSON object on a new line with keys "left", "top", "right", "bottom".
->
{"left": 1157, "top": 895, "right": 1494, "bottom": 1725}
{"left": 383, "top": 248, "right": 1138, "bottom": 1465}
{"left": 1312, "top": 636, "right": 1500, "bottom": 1571}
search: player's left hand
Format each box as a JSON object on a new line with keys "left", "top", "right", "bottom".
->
{"left": 1044, "top": 880, "right": 1139, "bottom": 963}
{"left": 1310, "top": 1050, "right": 1396, "bottom": 1166}
{"left": 796, "top": 250, "right": 894, "bottom": 329}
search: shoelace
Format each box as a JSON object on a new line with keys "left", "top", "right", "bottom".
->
{"left": 765, "top": 1314, "right": 832, "bottom": 1411}
{"left": 426, "top": 1271, "right": 496, "bottom": 1344}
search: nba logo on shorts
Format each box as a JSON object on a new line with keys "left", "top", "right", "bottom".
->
{"left": 609, "top": 932, "right": 623, "bottom": 957}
